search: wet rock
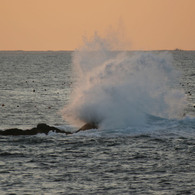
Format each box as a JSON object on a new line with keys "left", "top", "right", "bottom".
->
{"left": 0, "top": 123, "right": 69, "bottom": 136}
{"left": 76, "top": 122, "right": 98, "bottom": 132}
{"left": 0, "top": 122, "right": 98, "bottom": 136}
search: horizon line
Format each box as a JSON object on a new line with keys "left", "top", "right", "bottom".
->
{"left": 0, "top": 49, "right": 195, "bottom": 52}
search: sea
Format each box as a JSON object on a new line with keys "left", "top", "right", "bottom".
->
{"left": 0, "top": 50, "right": 195, "bottom": 194}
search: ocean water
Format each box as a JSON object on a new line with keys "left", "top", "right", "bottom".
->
{"left": 0, "top": 50, "right": 195, "bottom": 194}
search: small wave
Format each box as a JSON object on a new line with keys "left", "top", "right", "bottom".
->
{"left": 0, "top": 151, "right": 26, "bottom": 157}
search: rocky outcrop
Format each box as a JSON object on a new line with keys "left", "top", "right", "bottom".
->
{"left": 0, "top": 122, "right": 98, "bottom": 136}
{"left": 0, "top": 123, "right": 67, "bottom": 136}
{"left": 76, "top": 122, "right": 98, "bottom": 132}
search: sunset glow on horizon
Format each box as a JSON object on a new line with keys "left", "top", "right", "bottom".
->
{"left": 1, "top": 0, "right": 195, "bottom": 51}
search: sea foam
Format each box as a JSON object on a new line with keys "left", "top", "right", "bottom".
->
{"left": 61, "top": 34, "right": 187, "bottom": 129}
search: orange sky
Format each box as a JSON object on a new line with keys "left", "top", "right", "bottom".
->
{"left": 0, "top": 0, "right": 195, "bottom": 50}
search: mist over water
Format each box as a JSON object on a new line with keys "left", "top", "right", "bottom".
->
{"left": 61, "top": 34, "right": 187, "bottom": 129}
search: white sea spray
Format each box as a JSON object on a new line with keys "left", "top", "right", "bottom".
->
{"left": 61, "top": 34, "right": 187, "bottom": 129}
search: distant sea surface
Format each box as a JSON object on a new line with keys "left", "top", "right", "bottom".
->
{"left": 0, "top": 51, "right": 195, "bottom": 194}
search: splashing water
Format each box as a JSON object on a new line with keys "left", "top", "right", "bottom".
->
{"left": 61, "top": 34, "right": 187, "bottom": 129}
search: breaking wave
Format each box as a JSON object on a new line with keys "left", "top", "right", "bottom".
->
{"left": 61, "top": 34, "right": 187, "bottom": 129}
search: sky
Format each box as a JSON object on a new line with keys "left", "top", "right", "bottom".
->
{"left": 0, "top": 0, "right": 195, "bottom": 50}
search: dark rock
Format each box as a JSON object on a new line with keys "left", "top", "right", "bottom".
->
{"left": 76, "top": 122, "right": 98, "bottom": 132}
{"left": 0, "top": 122, "right": 98, "bottom": 136}
{"left": 0, "top": 123, "right": 68, "bottom": 136}
{"left": 0, "top": 128, "right": 25, "bottom": 136}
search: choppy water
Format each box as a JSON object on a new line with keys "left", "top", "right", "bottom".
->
{"left": 0, "top": 51, "right": 195, "bottom": 194}
{"left": 0, "top": 51, "right": 72, "bottom": 130}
